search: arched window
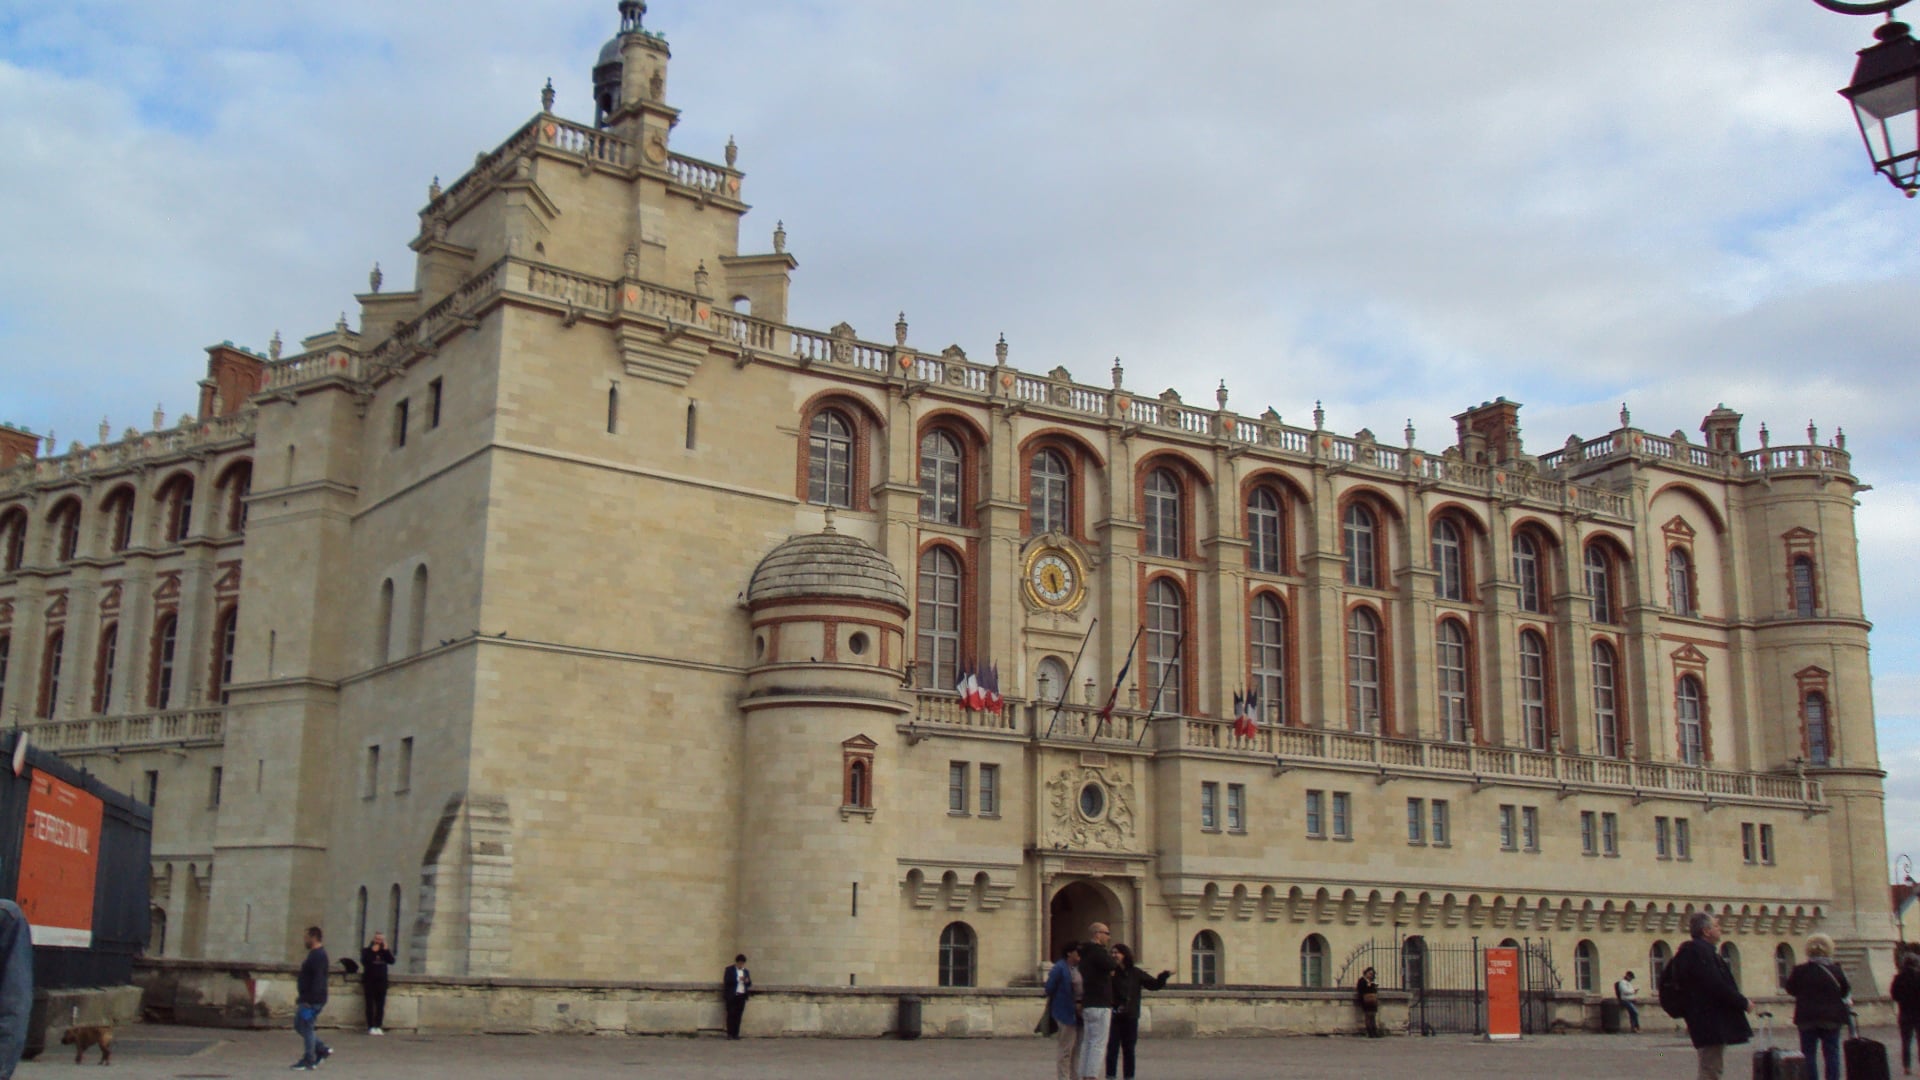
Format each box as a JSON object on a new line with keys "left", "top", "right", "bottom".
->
{"left": 1300, "top": 934, "right": 1329, "bottom": 988}
{"left": 1804, "top": 691, "right": 1831, "bottom": 766}
{"left": 918, "top": 430, "right": 963, "bottom": 524}
{"left": 606, "top": 384, "right": 619, "bottom": 434}
{"left": 38, "top": 629, "right": 64, "bottom": 719}
{"left": 1190, "top": 930, "right": 1222, "bottom": 986}
{"left": 1343, "top": 504, "right": 1377, "bottom": 588}
{"left": 806, "top": 409, "right": 855, "bottom": 509}
{"left": 1432, "top": 518, "right": 1465, "bottom": 601}
{"left": 917, "top": 547, "right": 963, "bottom": 690}
{"left": 1514, "top": 533, "right": 1543, "bottom": 614}
{"left": 103, "top": 487, "right": 136, "bottom": 552}
{"left": 211, "top": 608, "right": 238, "bottom": 705}
{"left": 1592, "top": 640, "right": 1621, "bottom": 758}
{"left": 149, "top": 615, "right": 178, "bottom": 709}
{"left": 1586, "top": 544, "right": 1614, "bottom": 623}
{"left": 1518, "top": 631, "right": 1549, "bottom": 751}
{"left": 1436, "top": 620, "right": 1469, "bottom": 743}
{"left": 938, "top": 922, "right": 977, "bottom": 988}
{"left": 157, "top": 475, "right": 195, "bottom": 543}
{"left": 1248, "top": 487, "right": 1283, "bottom": 574}
{"left": 1250, "top": 594, "right": 1287, "bottom": 726}
{"left": 376, "top": 579, "right": 395, "bottom": 665}
{"left": 355, "top": 886, "right": 369, "bottom": 947}
{"left": 221, "top": 461, "right": 253, "bottom": 533}
{"left": 93, "top": 623, "right": 119, "bottom": 714}
{"left": 0, "top": 508, "right": 26, "bottom": 572}
{"left": 50, "top": 499, "right": 81, "bottom": 562}
{"left": 1774, "top": 943, "right": 1795, "bottom": 988}
{"left": 1792, "top": 556, "right": 1817, "bottom": 617}
{"left": 848, "top": 760, "right": 868, "bottom": 807}
{"left": 389, "top": 884, "right": 403, "bottom": 947}
{"left": 1676, "top": 676, "right": 1705, "bottom": 765}
{"left": 1575, "top": 940, "right": 1598, "bottom": 992}
{"left": 1346, "top": 607, "right": 1382, "bottom": 733}
{"left": 1144, "top": 468, "right": 1182, "bottom": 558}
{"left": 408, "top": 565, "right": 429, "bottom": 655}
{"left": 1146, "top": 578, "right": 1185, "bottom": 714}
{"left": 1719, "top": 942, "right": 1740, "bottom": 985}
{"left": 1667, "top": 547, "right": 1694, "bottom": 617}
{"left": 1029, "top": 449, "right": 1070, "bottom": 536}
{"left": 1649, "top": 940, "right": 1673, "bottom": 984}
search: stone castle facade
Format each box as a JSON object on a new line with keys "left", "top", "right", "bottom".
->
{"left": 0, "top": 1, "right": 1895, "bottom": 1002}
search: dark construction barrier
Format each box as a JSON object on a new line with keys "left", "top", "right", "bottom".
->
{"left": 0, "top": 731, "right": 152, "bottom": 990}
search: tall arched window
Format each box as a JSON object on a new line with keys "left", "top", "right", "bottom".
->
{"left": 917, "top": 547, "right": 963, "bottom": 690}
{"left": 93, "top": 623, "right": 119, "bottom": 714}
{"left": 938, "top": 922, "right": 977, "bottom": 988}
{"left": 222, "top": 461, "right": 253, "bottom": 533}
{"left": 1514, "top": 533, "right": 1543, "bottom": 614}
{"left": 1649, "top": 940, "right": 1673, "bottom": 983}
{"left": 1436, "top": 620, "right": 1469, "bottom": 743}
{"left": 1575, "top": 940, "right": 1599, "bottom": 992}
{"left": 408, "top": 565, "right": 429, "bottom": 655}
{"left": 38, "top": 629, "right": 64, "bottom": 719}
{"left": 1343, "top": 504, "right": 1377, "bottom": 588}
{"left": 1667, "top": 547, "right": 1695, "bottom": 616}
{"left": 1792, "top": 556, "right": 1817, "bottom": 617}
{"left": 848, "top": 760, "right": 868, "bottom": 807}
{"left": 1432, "top": 519, "right": 1464, "bottom": 601}
{"left": 1804, "top": 692, "right": 1831, "bottom": 766}
{"left": 103, "top": 487, "right": 136, "bottom": 552}
{"left": 0, "top": 508, "right": 26, "bottom": 572}
{"left": 1248, "top": 487, "right": 1283, "bottom": 574}
{"left": 157, "top": 475, "right": 195, "bottom": 543}
{"left": 50, "top": 499, "right": 81, "bottom": 562}
{"left": 1586, "top": 543, "right": 1614, "bottom": 623}
{"left": 0, "top": 634, "right": 11, "bottom": 716}
{"left": 376, "top": 579, "right": 395, "bottom": 665}
{"left": 918, "top": 431, "right": 963, "bottom": 524}
{"left": 1518, "top": 630, "right": 1549, "bottom": 750}
{"left": 1029, "top": 449, "right": 1070, "bottom": 536}
{"left": 1773, "top": 943, "right": 1795, "bottom": 989}
{"left": 389, "top": 884, "right": 403, "bottom": 947}
{"left": 1250, "top": 594, "right": 1288, "bottom": 726}
{"left": 211, "top": 608, "right": 239, "bottom": 705}
{"left": 806, "top": 409, "right": 854, "bottom": 508}
{"left": 1190, "top": 930, "right": 1222, "bottom": 986}
{"left": 1144, "top": 468, "right": 1182, "bottom": 558}
{"left": 1347, "top": 607, "right": 1382, "bottom": 733}
{"left": 149, "top": 616, "right": 178, "bottom": 709}
{"left": 1146, "top": 578, "right": 1185, "bottom": 714}
{"left": 1592, "top": 640, "right": 1620, "bottom": 758}
{"left": 1300, "top": 934, "right": 1329, "bottom": 988}
{"left": 355, "top": 886, "right": 369, "bottom": 947}
{"left": 1676, "top": 675, "right": 1705, "bottom": 765}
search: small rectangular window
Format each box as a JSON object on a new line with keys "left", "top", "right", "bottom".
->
{"left": 685, "top": 401, "right": 698, "bottom": 450}
{"left": 1602, "top": 812, "right": 1619, "bottom": 857}
{"left": 209, "top": 765, "right": 223, "bottom": 808}
{"left": 1741, "top": 822, "right": 1756, "bottom": 864}
{"left": 1226, "top": 783, "right": 1246, "bottom": 833}
{"left": 1305, "top": 790, "right": 1325, "bottom": 838}
{"left": 1522, "top": 806, "right": 1540, "bottom": 852}
{"left": 1407, "top": 798, "right": 1426, "bottom": 844}
{"left": 428, "top": 378, "right": 443, "bottom": 429}
{"left": 948, "top": 761, "right": 969, "bottom": 815}
{"left": 144, "top": 769, "right": 159, "bottom": 808}
{"left": 1675, "top": 817, "right": 1692, "bottom": 860}
{"left": 1431, "top": 800, "right": 1450, "bottom": 846}
{"left": 363, "top": 744, "right": 380, "bottom": 799}
{"left": 1499, "top": 804, "right": 1517, "bottom": 850}
{"left": 397, "top": 736, "right": 414, "bottom": 794}
{"left": 1332, "top": 792, "right": 1352, "bottom": 840}
{"left": 1655, "top": 816, "right": 1671, "bottom": 859}
{"left": 393, "top": 399, "right": 409, "bottom": 448}
{"left": 1200, "top": 782, "right": 1219, "bottom": 831}
{"left": 1581, "top": 811, "right": 1597, "bottom": 855}
{"left": 979, "top": 763, "right": 999, "bottom": 817}
{"left": 1760, "top": 823, "right": 1775, "bottom": 865}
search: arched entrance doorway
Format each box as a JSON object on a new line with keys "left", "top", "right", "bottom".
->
{"left": 1048, "top": 879, "right": 1124, "bottom": 963}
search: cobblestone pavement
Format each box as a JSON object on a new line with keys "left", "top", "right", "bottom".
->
{"left": 16, "top": 1023, "right": 1904, "bottom": 1079}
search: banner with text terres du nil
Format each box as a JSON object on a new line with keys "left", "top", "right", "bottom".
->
{"left": 18, "top": 771, "right": 105, "bottom": 948}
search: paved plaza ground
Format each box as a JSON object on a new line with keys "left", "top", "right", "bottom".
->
{"left": 15, "top": 1021, "right": 1906, "bottom": 1079}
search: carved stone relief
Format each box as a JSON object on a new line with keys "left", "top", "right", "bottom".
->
{"left": 1044, "top": 765, "right": 1137, "bottom": 851}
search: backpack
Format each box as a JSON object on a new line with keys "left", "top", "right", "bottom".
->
{"left": 1657, "top": 958, "right": 1687, "bottom": 1019}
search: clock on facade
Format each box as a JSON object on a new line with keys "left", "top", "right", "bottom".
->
{"left": 1022, "top": 544, "right": 1087, "bottom": 612}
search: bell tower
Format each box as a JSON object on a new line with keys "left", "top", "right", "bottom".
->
{"left": 590, "top": 1, "right": 680, "bottom": 156}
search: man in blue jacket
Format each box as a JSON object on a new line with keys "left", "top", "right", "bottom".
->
{"left": 1670, "top": 913, "right": 1752, "bottom": 1080}
{"left": 1044, "top": 942, "right": 1081, "bottom": 1080}
{"left": 0, "top": 900, "right": 33, "bottom": 1080}
{"left": 292, "top": 926, "right": 333, "bottom": 1071}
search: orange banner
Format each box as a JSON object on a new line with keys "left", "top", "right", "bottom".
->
{"left": 18, "top": 771, "right": 104, "bottom": 949}
{"left": 1485, "top": 946, "right": 1521, "bottom": 1041}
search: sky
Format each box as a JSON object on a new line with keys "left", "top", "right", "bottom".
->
{"left": 1, "top": 2, "right": 1917, "bottom": 869}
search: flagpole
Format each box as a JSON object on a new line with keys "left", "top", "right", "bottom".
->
{"left": 1132, "top": 634, "right": 1184, "bottom": 747}
{"left": 1043, "top": 617, "right": 1098, "bottom": 740}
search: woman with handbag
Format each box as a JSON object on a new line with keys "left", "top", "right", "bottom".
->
{"left": 1356, "top": 967, "right": 1382, "bottom": 1038}
{"left": 1783, "top": 933, "right": 1851, "bottom": 1080}
{"left": 1041, "top": 942, "right": 1082, "bottom": 1080}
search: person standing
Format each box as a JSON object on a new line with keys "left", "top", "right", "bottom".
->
{"left": 0, "top": 900, "right": 34, "bottom": 1080}
{"left": 1670, "top": 913, "right": 1752, "bottom": 1080}
{"left": 1044, "top": 943, "right": 1082, "bottom": 1080}
{"left": 721, "top": 954, "right": 752, "bottom": 1040}
{"left": 1782, "top": 933, "right": 1850, "bottom": 1080}
{"left": 1076, "top": 923, "right": 1117, "bottom": 1080}
{"left": 1355, "top": 967, "right": 1381, "bottom": 1038}
{"left": 1105, "top": 943, "right": 1171, "bottom": 1080}
{"left": 291, "top": 926, "right": 333, "bottom": 1071}
{"left": 360, "top": 931, "right": 395, "bottom": 1035}
{"left": 1615, "top": 970, "right": 1642, "bottom": 1033}
{"left": 1890, "top": 951, "right": 1920, "bottom": 1076}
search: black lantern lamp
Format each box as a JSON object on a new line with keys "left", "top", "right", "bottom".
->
{"left": 1816, "top": 1, "right": 1920, "bottom": 195}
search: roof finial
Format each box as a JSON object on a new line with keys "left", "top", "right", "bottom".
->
{"left": 773, "top": 220, "right": 786, "bottom": 253}
{"left": 1405, "top": 419, "right": 1416, "bottom": 447}
{"left": 1216, "top": 380, "right": 1229, "bottom": 410}
{"left": 995, "top": 333, "right": 1008, "bottom": 365}
{"left": 1110, "top": 357, "right": 1124, "bottom": 390}
{"left": 725, "top": 135, "right": 738, "bottom": 168}
{"left": 541, "top": 77, "right": 556, "bottom": 113}
{"left": 822, "top": 506, "right": 837, "bottom": 534}
{"left": 269, "top": 330, "right": 283, "bottom": 361}
{"left": 369, "top": 262, "right": 383, "bottom": 293}
{"left": 894, "top": 312, "right": 908, "bottom": 346}
{"left": 619, "top": 0, "right": 647, "bottom": 34}
{"left": 428, "top": 176, "right": 442, "bottom": 200}
{"left": 1313, "top": 400, "right": 1326, "bottom": 430}
{"left": 1619, "top": 402, "right": 1631, "bottom": 428}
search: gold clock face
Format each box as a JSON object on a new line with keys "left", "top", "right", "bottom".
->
{"left": 1023, "top": 545, "right": 1087, "bottom": 611}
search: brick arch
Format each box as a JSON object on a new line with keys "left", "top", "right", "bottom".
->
{"left": 1246, "top": 584, "right": 1297, "bottom": 726}
{"left": 1140, "top": 569, "right": 1197, "bottom": 715}
{"left": 1649, "top": 481, "right": 1729, "bottom": 535}
{"left": 1135, "top": 451, "right": 1210, "bottom": 561}
{"left": 1337, "top": 487, "right": 1400, "bottom": 591}
{"left": 1427, "top": 502, "right": 1484, "bottom": 604}
{"left": 796, "top": 391, "right": 885, "bottom": 512}
{"left": 1017, "top": 429, "right": 1104, "bottom": 541}
{"left": 915, "top": 411, "right": 988, "bottom": 528}
{"left": 1240, "top": 469, "right": 1309, "bottom": 577}
{"left": 912, "top": 537, "right": 977, "bottom": 690}
{"left": 1342, "top": 598, "right": 1394, "bottom": 735}
{"left": 1434, "top": 613, "right": 1479, "bottom": 743}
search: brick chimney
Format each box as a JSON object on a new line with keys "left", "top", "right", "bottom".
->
{"left": 198, "top": 342, "right": 268, "bottom": 418}
{"left": 1453, "top": 398, "right": 1524, "bottom": 466}
{"left": 0, "top": 423, "right": 38, "bottom": 469}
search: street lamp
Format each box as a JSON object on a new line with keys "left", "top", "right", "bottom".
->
{"left": 1815, "top": 0, "right": 1920, "bottom": 195}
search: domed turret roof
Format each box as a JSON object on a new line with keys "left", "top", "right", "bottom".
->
{"left": 597, "top": 35, "right": 625, "bottom": 68}
{"left": 747, "top": 523, "right": 907, "bottom": 611}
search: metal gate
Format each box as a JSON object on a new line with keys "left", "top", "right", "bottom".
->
{"left": 1337, "top": 936, "right": 1561, "bottom": 1035}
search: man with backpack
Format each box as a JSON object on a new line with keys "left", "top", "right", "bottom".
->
{"left": 1666, "top": 913, "right": 1753, "bottom": 1079}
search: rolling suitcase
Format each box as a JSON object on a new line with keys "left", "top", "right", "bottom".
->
{"left": 1752, "top": 1011, "right": 1808, "bottom": 1080}
{"left": 1844, "top": 1012, "right": 1892, "bottom": 1080}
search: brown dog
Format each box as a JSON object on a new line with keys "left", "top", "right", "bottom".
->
{"left": 60, "top": 1024, "right": 113, "bottom": 1064}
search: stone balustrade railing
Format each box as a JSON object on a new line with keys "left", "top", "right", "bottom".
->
{"left": 0, "top": 412, "right": 258, "bottom": 496}
{"left": 13, "top": 707, "right": 225, "bottom": 753}
{"left": 1536, "top": 430, "right": 1851, "bottom": 484}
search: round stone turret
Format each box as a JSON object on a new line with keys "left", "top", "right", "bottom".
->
{"left": 745, "top": 528, "right": 907, "bottom": 613}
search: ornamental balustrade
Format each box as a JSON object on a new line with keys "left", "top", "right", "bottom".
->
{"left": 0, "top": 412, "right": 257, "bottom": 497}
{"left": 13, "top": 707, "right": 225, "bottom": 753}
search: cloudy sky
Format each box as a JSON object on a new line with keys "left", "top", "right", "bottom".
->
{"left": 3, "top": 3, "right": 1918, "bottom": 866}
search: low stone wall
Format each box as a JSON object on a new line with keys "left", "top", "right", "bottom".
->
{"left": 24, "top": 985, "right": 144, "bottom": 1060}
{"left": 134, "top": 959, "right": 1406, "bottom": 1038}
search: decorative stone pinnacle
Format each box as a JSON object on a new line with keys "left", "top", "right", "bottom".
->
{"left": 1759, "top": 422, "right": 1770, "bottom": 447}
{"left": 541, "top": 78, "right": 556, "bottom": 113}
{"left": 429, "top": 176, "right": 442, "bottom": 200}
{"left": 1619, "top": 403, "right": 1631, "bottom": 428}
{"left": 337, "top": 312, "right": 350, "bottom": 333}
{"left": 1313, "top": 400, "right": 1326, "bottom": 429}
{"left": 153, "top": 403, "right": 165, "bottom": 428}
{"left": 369, "top": 262, "right": 383, "bottom": 293}
{"left": 270, "top": 330, "right": 283, "bottom": 361}
{"left": 623, "top": 247, "right": 639, "bottom": 276}
{"left": 822, "top": 506, "right": 837, "bottom": 533}
{"left": 693, "top": 260, "right": 710, "bottom": 296}
{"left": 1806, "top": 420, "right": 1818, "bottom": 444}
{"left": 725, "top": 135, "right": 738, "bottom": 168}
{"left": 995, "top": 333, "right": 1008, "bottom": 365}
{"left": 894, "top": 312, "right": 908, "bottom": 346}
{"left": 773, "top": 221, "right": 787, "bottom": 253}
{"left": 1405, "top": 419, "right": 1416, "bottom": 447}
{"left": 99, "top": 417, "right": 110, "bottom": 443}
{"left": 1836, "top": 428, "right": 1846, "bottom": 451}
{"left": 1111, "top": 358, "right": 1124, "bottom": 390}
